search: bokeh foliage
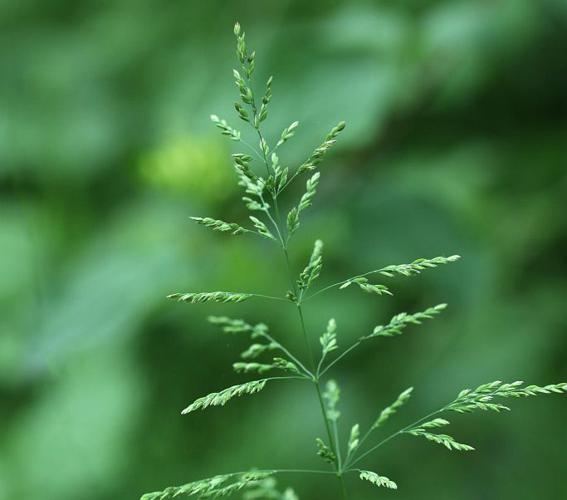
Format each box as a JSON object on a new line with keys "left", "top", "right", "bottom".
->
{"left": 1, "top": 0, "right": 566, "bottom": 499}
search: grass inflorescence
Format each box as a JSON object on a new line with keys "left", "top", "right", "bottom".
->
{"left": 142, "top": 22, "right": 566, "bottom": 500}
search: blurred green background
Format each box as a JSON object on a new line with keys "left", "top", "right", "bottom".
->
{"left": 1, "top": 0, "right": 566, "bottom": 499}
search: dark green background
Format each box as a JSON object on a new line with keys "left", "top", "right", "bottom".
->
{"left": 1, "top": 0, "right": 566, "bottom": 498}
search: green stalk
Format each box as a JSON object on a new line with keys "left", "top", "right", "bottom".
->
{"left": 282, "top": 245, "right": 349, "bottom": 499}
{"left": 243, "top": 46, "right": 348, "bottom": 498}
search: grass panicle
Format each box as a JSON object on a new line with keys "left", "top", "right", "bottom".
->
{"left": 143, "top": 22, "right": 566, "bottom": 500}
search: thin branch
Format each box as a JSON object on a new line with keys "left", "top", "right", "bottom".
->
{"left": 260, "top": 331, "right": 314, "bottom": 380}
{"left": 319, "top": 341, "right": 362, "bottom": 377}
{"left": 307, "top": 273, "right": 382, "bottom": 302}
{"left": 346, "top": 409, "right": 444, "bottom": 469}
{"left": 332, "top": 417, "right": 343, "bottom": 470}
{"left": 280, "top": 222, "right": 342, "bottom": 481}
{"left": 316, "top": 352, "right": 326, "bottom": 379}
{"left": 306, "top": 257, "right": 460, "bottom": 301}
{"left": 273, "top": 469, "right": 338, "bottom": 475}
{"left": 256, "top": 376, "right": 312, "bottom": 387}
{"left": 239, "top": 137, "right": 265, "bottom": 163}
{"left": 248, "top": 293, "right": 290, "bottom": 302}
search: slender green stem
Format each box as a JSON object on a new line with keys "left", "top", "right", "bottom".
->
{"left": 259, "top": 194, "right": 285, "bottom": 245}
{"left": 249, "top": 293, "right": 291, "bottom": 302}
{"left": 298, "top": 288, "right": 350, "bottom": 498}
{"left": 305, "top": 267, "right": 394, "bottom": 301}
{"left": 272, "top": 195, "right": 288, "bottom": 246}
{"left": 296, "top": 304, "right": 316, "bottom": 373}
{"left": 332, "top": 417, "right": 342, "bottom": 470}
{"left": 338, "top": 474, "right": 349, "bottom": 500}
{"left": 281, "top": 229, "right": 347, "bottom": 497}
{"left": 261, "top": 331, "right": 313, "bottom": 379}
{"left": 282, "top": 246, "right": 297, "bottom": 286}
{"left": 274, "top": 469, "right": 339, "bottom": 475}
{"left": 242, "top": 228, "right": 273, "bottom": 240}
{"left": 238, "top": 137, "right": 265, "bottom": 163}
{"left": 347, "top": 408, "right": 444, "bottom": 469}
{"left": 316, "top": 352, "right": 326, "bottom": 379}
{"left": 281, "top": 169, "right": 303, "bottom": 192}
{"left": 305, "top": 281, "right": 350, "bottom": 301}
{"left": 319, "top": 341, "right": 362, "bottom": 377}
{"left": 241, "top": 65, "right": 348, "bottom": 496}
{"left": 265, "top": 376, "right": 312, "bottom": 382}
{"left": 314, "top": 380, "right": 338, "bottom": 461}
